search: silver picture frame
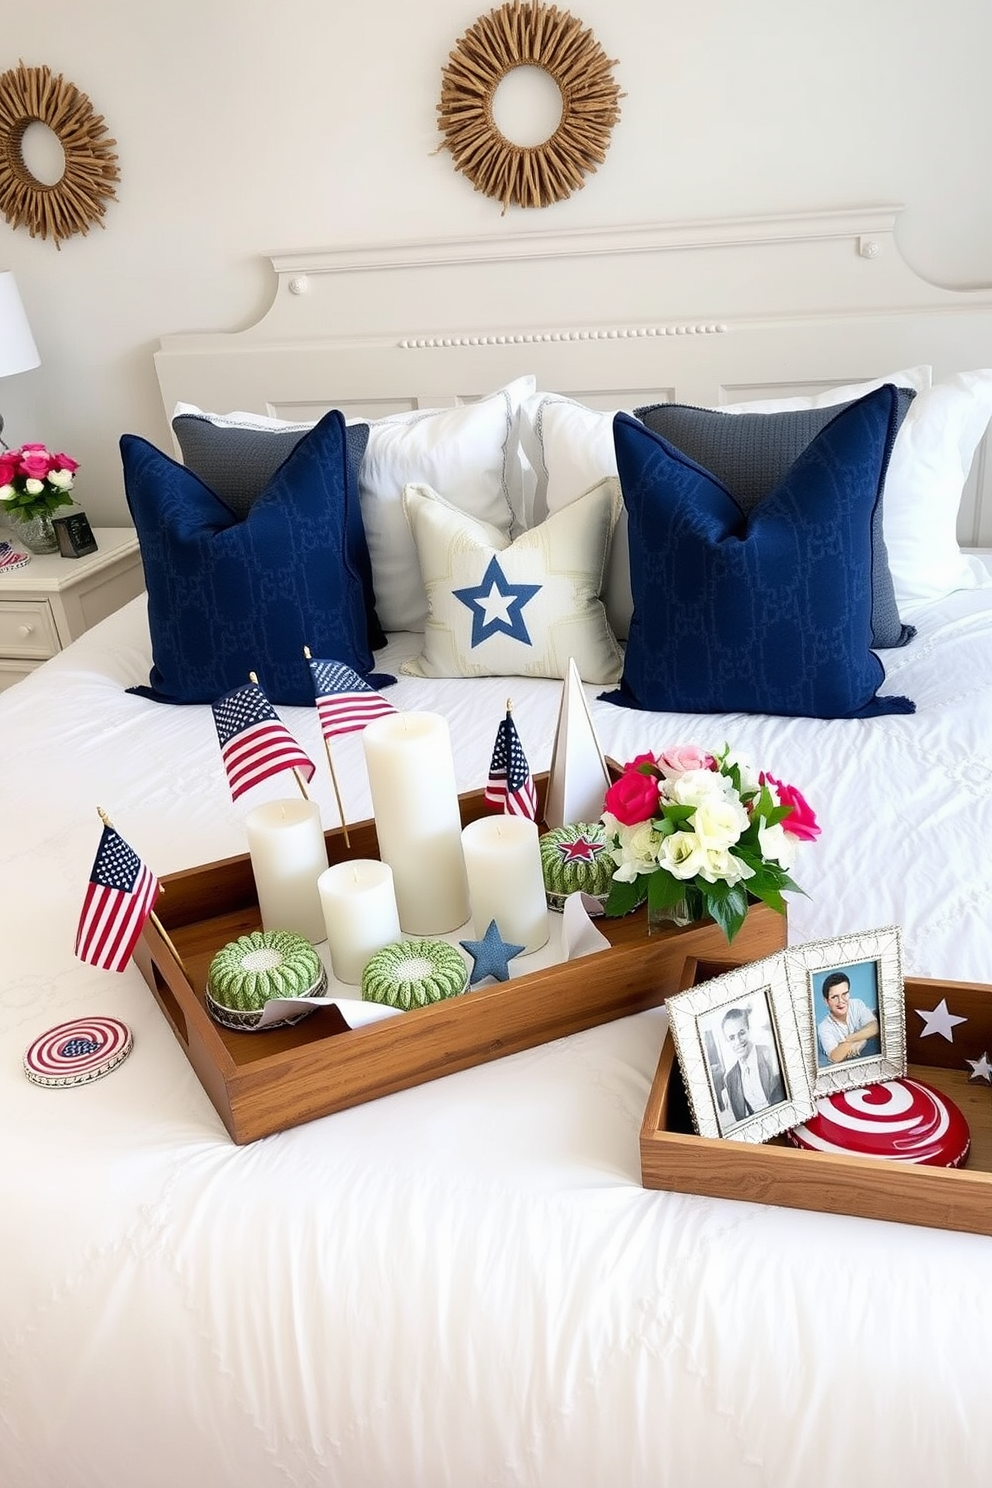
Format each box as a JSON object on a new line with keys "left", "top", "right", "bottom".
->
{"left": 787, "top": 925, "right": 906, "bottom": 1098}
{"left": 666, "top": 953, "right": 816, "bottom": 1144}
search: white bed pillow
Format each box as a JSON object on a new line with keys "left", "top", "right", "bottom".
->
{"left": 361, "top": 377, "right": 534, "bottom": 631}
{"left": 880, "top": 370, "right": 992, "bottom": 604}
{"left": 173, "top": 377, "right": 536, "bottom": 634}
{"left": 400, "top": 478, "right": 623, "bottom": 684}
{"left": 519, "top": 368, "right": 935, "bottom": 635}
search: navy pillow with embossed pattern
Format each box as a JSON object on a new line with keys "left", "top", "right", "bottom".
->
{"left": 633, "top": 391, "right": 916, "bottom": 650}
{"left": 122, "top": 410, "right": 387, "bottom": 706}
{"left": 602, "top": 386, "right": 915, "bottom": 719}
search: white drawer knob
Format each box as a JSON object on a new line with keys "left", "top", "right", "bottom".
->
{"left": 17, "top": 623, "right": 34, "bottom": 638}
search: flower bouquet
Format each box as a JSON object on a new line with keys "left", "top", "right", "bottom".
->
{"left": 601, "top": 744, "right": 820, "bottom": 943}
{"left": 0, "top": 443, "right": 79, "bottom": 523}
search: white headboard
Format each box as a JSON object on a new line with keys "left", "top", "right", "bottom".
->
{"left": 154, "top": 206, "right": 992, "bottom": 544}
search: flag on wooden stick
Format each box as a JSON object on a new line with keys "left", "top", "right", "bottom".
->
{"left": 485, "top": 703, "right": 538, "bottom": 820}
{"left": 75, "top": 822, "right": 160, "bottom": 972}
{"left": 308, "top": 657, "right": 397, "bottom": 740}
{"left": 212, "top": 682, "right": 315, "bottom": 802}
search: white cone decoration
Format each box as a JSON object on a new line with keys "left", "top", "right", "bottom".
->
{"left": 544, "top": 658, "right": 612, "bottom": 828}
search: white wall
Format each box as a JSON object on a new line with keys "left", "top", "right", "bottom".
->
{"left": 2, "top": 0, "right": 992, "bottom": 524}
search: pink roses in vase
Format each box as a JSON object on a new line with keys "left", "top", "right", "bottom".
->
{"left": 601, "top": 745, "right": 820, "bottom": 942}
{"left": 0, "top": 443, "right": 79, "bottom": 521}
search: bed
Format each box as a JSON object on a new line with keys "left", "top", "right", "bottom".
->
{"left": 4, "top": 207, "right": 992, "bottom": 1487}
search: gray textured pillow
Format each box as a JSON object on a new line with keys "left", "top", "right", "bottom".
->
{"left": 172, "top": 414, "right": 369, "bottom": 520}
{"left": 633, "top": 391, "right": 916, "bottom": 648}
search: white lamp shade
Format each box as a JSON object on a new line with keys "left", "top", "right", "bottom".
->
{"left": 0, "top": 272, "right": 40, "bottom": 378}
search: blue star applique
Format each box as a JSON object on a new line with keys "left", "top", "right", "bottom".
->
{"left": 459, "top": 919, "right": 525, "bottom": 984}
{"left": 453, "top": 555, "right": 541, "bottom": 649}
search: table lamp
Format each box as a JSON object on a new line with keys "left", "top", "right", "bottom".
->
{"left": 0, "top": 271, "right": 40, "bottom": 448}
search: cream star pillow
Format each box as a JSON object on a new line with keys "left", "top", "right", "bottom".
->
{"left": 400, "top": 478, "right": 623, "bottom": 683}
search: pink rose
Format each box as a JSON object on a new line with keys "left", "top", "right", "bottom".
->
{"left": 18, "top": 451, "right": 52, "bottom": 479}
{"left": 763, "top": 774, "right": 821, "bottom": 841}
{"left": 0, "top": 454, "right": 19, "bottom": 484}
{"left": 51, "top": 452, "right": 79, "bottom": 472}
{"left": 604, "top": 755, "right": 662, "bottom": 826}
{"left": 657, "top": 744, "right": 716, "bottom": 779}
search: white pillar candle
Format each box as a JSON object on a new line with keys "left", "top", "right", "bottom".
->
{"left": 362, "top": 711, "right": 470, "bottom": 934}
{"left": 318, "top": 859, "right": 402, "bottom": 984}
{"left": 245, "top": 798, "right": 329, "bottom": 944}
{"left": 460, "top": 815, "right": 550, "bottom": 954}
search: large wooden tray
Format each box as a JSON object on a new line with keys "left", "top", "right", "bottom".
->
{"left": 132, "top": 784, "right": 786, "bottom": 1143}
{"left": 640, "top": 954, "right": 992, "bottom": 1236}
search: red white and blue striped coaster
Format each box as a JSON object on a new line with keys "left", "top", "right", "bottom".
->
{"left": 0, "top": 541, "right": 30, "bottom": 573}
{"left": 23, "top": 1015, "right": 133, "bottom": 1088}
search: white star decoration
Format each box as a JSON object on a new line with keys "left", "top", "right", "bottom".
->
{"left": 966, "top": 1052, "right": 992, "bottom": 1083}
{"left": 476, "top": 582, "right": 516, "bottom": 628}
{"left": 916, "top": 998, "right": 967, "bottom": 1042}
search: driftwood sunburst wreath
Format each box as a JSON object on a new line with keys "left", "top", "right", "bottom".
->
{"left": 0, "top": 61, "right": 119, "bottom": 247}
{"left": 437, "top": 1, "right": 622, "bottom": 212}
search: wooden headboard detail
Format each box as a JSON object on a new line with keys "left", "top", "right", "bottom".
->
{"left": 154, "top": 205, "right": 992, "bottom": 545}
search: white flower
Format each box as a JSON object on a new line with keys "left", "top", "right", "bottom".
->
{"left": 0, "top": 484, "right": 14, "bottom": 503}
{"left": 697, "top": 847, "right": 755, "bottom": 885}
{"left": 721, "top": 751, "right": 760, "bottom": 794}
{"left": 757, "top": 819, "right": 797, "bottom": 872}
{"left": 47, "top": 469, "right": 74, "bottom": 490}
{"left": 691, "top": 795, "right": 750, "bottom": 851}
{"left": 657, "top": 830, "right": 707, "bottom": 880}
{"left": 24, "top": 477, "right": 44, "bottom": 495}
{"left": 666, "top": 768, "right": 728, "bottom": 809}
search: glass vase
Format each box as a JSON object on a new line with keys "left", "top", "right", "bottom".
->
{"left": 11, "top": 510, "right": 58, "bottom": 555}
{"left": 647, "top": 897, "right": 699, "bottom": 935}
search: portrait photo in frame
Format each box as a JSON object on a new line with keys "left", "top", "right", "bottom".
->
{"left": 786, "top": 926, "right": 906, "bottom": 1097}
{"left": 666, "top": 953, "right": 816, "bottom": 1144}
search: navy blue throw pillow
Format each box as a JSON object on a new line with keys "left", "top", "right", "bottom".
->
{"left": 601, "top": 386, "right": 915, "bottom": 720}
{"left": 122, "top": 410, "right": 391, "bottom": 706}
{"left": 171, "top": 412, "right": 384, "bottom": 650}
{"left": 633, "top": 391, "right": 917, "bottom": 650}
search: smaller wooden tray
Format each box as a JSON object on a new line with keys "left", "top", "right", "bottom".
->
{"left": 133, "top": 781, "right": 787, "bottom": 1144}
{"left": 640, "top": 954, "right": 992, "bottom": 1236}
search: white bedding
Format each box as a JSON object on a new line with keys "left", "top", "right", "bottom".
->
{"left": 3, "top": 589, "right": 992, "bottom": 1487}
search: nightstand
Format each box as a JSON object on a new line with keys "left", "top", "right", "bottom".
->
{"left": 0, "top": 527, "right": 144, "bottom": 691}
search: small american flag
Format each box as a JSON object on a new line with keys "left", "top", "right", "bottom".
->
{"left": 212, "top": 683, "right": 315, "bottom": 801}
{"left": 75, "top": 825, "right": 160, "bottom": 972}
{"left": 485, "top": 708, "right": 538, "bottom": 820}
{"left": 308, "top": 658, "right": 396, "bottom": 740}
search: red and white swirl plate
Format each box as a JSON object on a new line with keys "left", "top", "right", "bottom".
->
{"left": 788, "top": 1078, "right": 970, "bottom": 1168}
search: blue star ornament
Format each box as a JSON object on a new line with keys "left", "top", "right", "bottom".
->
{"left": 453, "top": 556, "right": 541, "bottom": 649}
{"left": 459, "top": 919, "right": 525, "bottom": 984}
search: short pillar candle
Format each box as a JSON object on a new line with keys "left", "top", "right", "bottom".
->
{"left": 460, "top": 815, "right": 550, "bottom": 954}
{"left": 362, "top": 711, "right": 470, "bottom": 934}
{"left": 244, "top": 798, "right": 329, "bottom": 944}
{"left": 318, "top": 859, "right": 402, "bottom": 985}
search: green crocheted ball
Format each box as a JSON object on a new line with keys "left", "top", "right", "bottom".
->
{"left": 361, "top": 939, "right": 469, "bottom": 1010}
{"left": 207, "top": 929, "right": 322, "bottom": 1012}
{"left": 539, "top": 823, "right": 614, "bottom": 910}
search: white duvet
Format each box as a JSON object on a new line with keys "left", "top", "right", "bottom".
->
{"left": 3, "top": 591, "right": 992, "bottom": 1488}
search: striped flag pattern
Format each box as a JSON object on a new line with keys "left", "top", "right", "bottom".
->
{"left": 485, "top": 709, "right": 538, "bottom": 820}
{"left": 308, "top": 658, "right": 396, "bottom": 740}
{"left": 75, "top": 825, "right": 160, "bottom": 972}
{"left": 212, "top": 683, "right": 315, "bottom": 801}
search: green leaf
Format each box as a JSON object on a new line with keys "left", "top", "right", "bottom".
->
{"left": 603, "top": 877, "right": 647, "bottom": 919}
{"left": 647, "top": 870, "right": 692, "bottom": 911}
{"left": 707, "top": 883, "right": 751, "bottom": 942}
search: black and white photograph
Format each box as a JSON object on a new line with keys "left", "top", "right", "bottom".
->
{"left": 666, "top": 954, "right": 815, "bottom": 1145}
{"left": 699, "top": 991, "right": 787, "bottom": 1136}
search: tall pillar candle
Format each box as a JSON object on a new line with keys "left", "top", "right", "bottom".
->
{"left": 362, "top": 712, "right": 470, "bottom": 934}
{"left": 244, "top": 798, "right": 329, "bottom": 944}
{"left": 318, "top": 859, "right": 402, "bottom": 984}
{"left": 460, "top": 815, "right": 550, "bottom": 954}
